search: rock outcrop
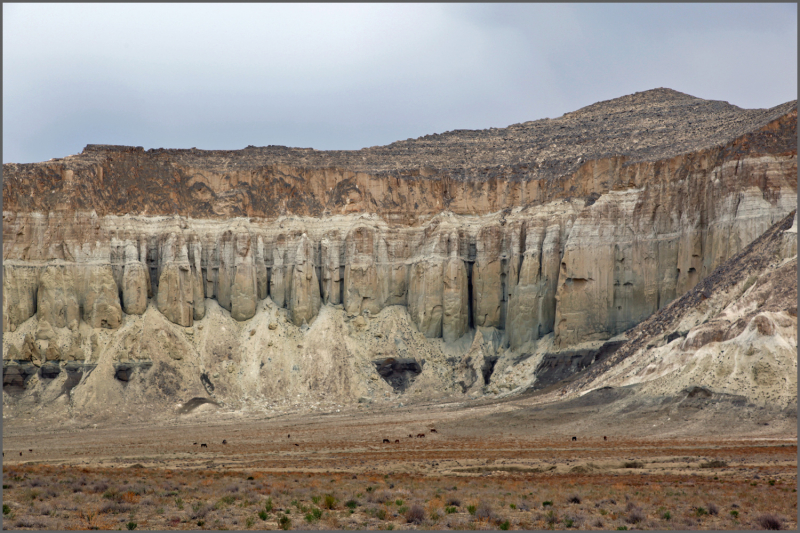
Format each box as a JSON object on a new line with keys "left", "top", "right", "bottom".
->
{"left": 2, "top": 89, "right": 796, "bottom": 419}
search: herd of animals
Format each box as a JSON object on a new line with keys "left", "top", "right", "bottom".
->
{"left": 173, "top": 431, "right": 611, "bottom": 449}
{"left": 3, "top": 433, "right": 612, "bottom": 456}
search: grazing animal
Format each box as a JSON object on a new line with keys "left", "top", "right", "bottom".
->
{"left": 417, "top": 433, "right": 425, "bottom": 438}
{"left": 20, "top": 452, "right": 22, "bottom": 456}
{"left": 395, "top": 440, "right": 399, "bottom": 443}
{"left": 222, "top": 440, "right": 227, "bottom": 445}
{"left": 201, "top": 443, "right": 208, "bottom": 448}
{"left": 383, "top": 439, "right": 390, "bottom": 444}
{"left": 572, "top": 436, "right": 577, "bottom": 441}
{"left": 603, "top": 436, "right": 607, "bottom": 441}
{"left": 287, "top": 434, "right": 290, "bottom": 438}
{"left": 294, "top": 443, "right": 299, "bottom": 447}
{"left": 408, "top": 434, "right": 413, "bottom": 438}
{"left": 28, "top": 449, "right": 32, "bottom": 452}
{"left": 430, "top": 429, "right": 437, "bottom": 433}
{"left": 193, "top": 442, "right": 197, "bottom": 445}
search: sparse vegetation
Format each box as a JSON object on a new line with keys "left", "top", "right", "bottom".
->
{"left": 755, "top": 513, "right": 784, "bottom": 530}
{"left": 700, "top": 460, "right": 728, "bottom": 468}
{"left": 405, "top": 503, "right": 425, "bottom": 524}
{"left": 0, "top": 454, "right": 794, "bottom": 531}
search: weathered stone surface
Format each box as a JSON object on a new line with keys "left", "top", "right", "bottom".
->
{"left": 455, "top": 330, "right": 498, "bottom": 394}
{"left": 35, "top": 320, "right": 56, "bottom": 341}
{"left": 122, "top": 243, "right": 149, "bottom": 315}
{"left": 472, "top": 224, "right": 505, "bottom": 329}
{"left": 288, "top": 234, "right": 321, "bottom": 326}
{"left": 230, "top": 231, "right": 257, "bottom": 321}
{"left": 2, "top": 266, "right": 38, "bottom": 331}
{"left": 1, "top": 89, "right": 796, "bottom": 357}
{"left": 442, "top": 254, "right": 469, "bottom": 343}
{"left": 507, "top": 224, "right": 561, "bottom": 350}
{"left": 408, "top": 259, "right": 444, "bottom": 338}
{"left": 83, "top": 266, "right": 122, "bottom": 329}
{"left": 156, "top": 264, "right": 194, "bottom": 327}
{"left": 37, "top": 265, "right": 81, "bottom": 329}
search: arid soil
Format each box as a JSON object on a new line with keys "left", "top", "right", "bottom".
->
{"left": 3, "top": 394, "right": 796, "bottom": 530}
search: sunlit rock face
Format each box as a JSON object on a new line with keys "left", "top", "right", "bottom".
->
{"left": 2, "top": 89, "right": 796, "bottom": 359}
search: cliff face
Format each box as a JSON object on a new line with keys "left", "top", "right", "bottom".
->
{"left": 2, "top": 89, "right": 797, "bottom": 416}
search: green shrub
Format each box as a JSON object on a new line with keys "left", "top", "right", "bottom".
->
{"left": 323, "top": 493, "right": 337, "bottom": 510}
{"left": 395, "top": 499, "right": 403, "bottom": 506}
{"left": 216, "top": 495, "right": 236, "bottom": 508}
{"left": 730, "top": 510, "right": 739, "bottom": 518}
{"left": 126, "top": 522, "right": 137, "bottom": 530}
{"left": 346, "top": 499, "right": 358, "bottom": 509}
{"left": 376, "top": 508, "right": 387, "bottom": 520}
{"left": 695, "top": 506, "right": 708, "bottom": 517}
{"left": 565, "top": 518, "right": 574, "bottom": 528}
{"left": 264, "top": 497, "right": 274, "bottom": 513}
{"left": 617, "top": 527, "right": 628, "bottom": 531}
{"left": 305, "top": 507, "right": 323, "bottom": 522}
{"left": 662, "top": 510, "right": 671, "bottom": 520}
{"left": 510, "top": 503, "right": 516, "bottom": 509}
{"left": 2, "top": 505, "right": 9, "bottom": 515}
{"left": 278, "top": 514, "right": 291, "bottom": 530}
{"left": 312, "top": 495, "right": 321, "bottom": 505}
{"left": 445, "top": 506, "right": 457, "bottom": 514}
{"left": 398, "top": 505, "right": 408, "bottom": 514}
{"left": 543, "top": 500, "right": 553, "bottom": 507}
{"left": 499, "top": 520, "right": 510, "bottom": 530}
{"left": 467, "top": 505, "right": 476, "bottom": 515}
{"left": 258, "top": 510, "right": 268, "bottom": 521}
{"left": 769, "top": 480, "right": 776, "bottom": 486}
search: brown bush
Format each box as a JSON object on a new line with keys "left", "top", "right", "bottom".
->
{"left": 405, "top": 503, "right": 425, "bottom": 523}
{"left": 755, "top": 513, "right": 784, "bottom": 530}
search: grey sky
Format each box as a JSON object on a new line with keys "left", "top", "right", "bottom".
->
{"left": 3, "top": 3, "right": 797, "bottom": 164}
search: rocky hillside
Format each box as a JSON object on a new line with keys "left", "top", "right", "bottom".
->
{"left": 3, "top": 88, "right": 797, "bottom": 421}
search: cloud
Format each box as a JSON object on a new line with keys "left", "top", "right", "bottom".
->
{"left": 3, "top": 3, "right": 796, "bottom": 163}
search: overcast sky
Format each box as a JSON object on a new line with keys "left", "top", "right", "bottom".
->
{"left": 3, "top": 3, "right": 797, "bottom": 164}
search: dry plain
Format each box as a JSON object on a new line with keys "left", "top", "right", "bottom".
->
{"left": 2, "top": 390, "right": 796, "bottom": 531}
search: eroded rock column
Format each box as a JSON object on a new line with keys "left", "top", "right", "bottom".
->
{"left": 289, "top": 233, "right": 321, "bottom": 326}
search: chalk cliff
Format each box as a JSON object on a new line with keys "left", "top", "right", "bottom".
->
{"left": 2, "top": 88, "right": 796, "bottom": 418}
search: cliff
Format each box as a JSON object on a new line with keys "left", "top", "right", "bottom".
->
{"left": 2, "top": 88, "right": 797, "bottom": 419}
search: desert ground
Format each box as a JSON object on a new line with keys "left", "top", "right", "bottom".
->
{"left": 3, "top": 388, "right": 797, "bottom": 530}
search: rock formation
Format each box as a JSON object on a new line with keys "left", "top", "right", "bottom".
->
{"left": 2, "top": 88, "right": 796, "bottom": 419}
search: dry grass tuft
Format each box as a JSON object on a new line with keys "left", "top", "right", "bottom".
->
{"left": 405, "top": 503, "right": 425, "bottom": 523}
{"left": 755, "top": 513, "right": 784, "bottom": 530}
